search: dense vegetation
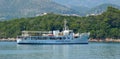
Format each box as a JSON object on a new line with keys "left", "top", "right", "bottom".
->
{"left": 0, "top": 7, "right": 120, "bottom": 39}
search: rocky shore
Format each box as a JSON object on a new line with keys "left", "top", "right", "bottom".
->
{"left": 0, "top": 38, "right": 16, "bottom": 42}
{"left": 89, "top": 38, "right": 120, "bottom": 42}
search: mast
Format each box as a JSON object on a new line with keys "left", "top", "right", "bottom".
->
{"left": 64, "top": 19, "right": 69, "bottom": 30}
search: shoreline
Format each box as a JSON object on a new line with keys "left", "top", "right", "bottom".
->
{"left": 0, "top": 38, "right": 120, "bottom": 42}
{"left": 89, "top": 38, "right": 120, "bottom": 42}
{"left": 0, "top": 38, "right": 16, "bottom": 42}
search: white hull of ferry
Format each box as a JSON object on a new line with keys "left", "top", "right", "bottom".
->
{"left": 17, "top": 35, "right": 89, "bottom": 44}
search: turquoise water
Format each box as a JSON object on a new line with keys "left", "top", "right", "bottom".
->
{"left": 0, "top": 42, "right": 120, "bottom": 59}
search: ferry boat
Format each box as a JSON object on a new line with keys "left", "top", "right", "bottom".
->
{"left": 17, "top": 20, "right": 90, "bottom": 44}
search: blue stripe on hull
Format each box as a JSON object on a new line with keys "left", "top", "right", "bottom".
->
{"left": 18, "top": 43, "right": 88, "bottom": 45}
{"left": 17, "top": 40, "right": 88, "bottom": 44}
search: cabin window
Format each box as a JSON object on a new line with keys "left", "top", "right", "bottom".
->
{"left": 38, "top": 37, "right": 42, "bottom": 39}
{"left": 43, "top": 37, "right": 47, "bottom": 39}
{"left": 34, "top": 37, "right": 36, "bottom": 39}
{"left": 63, "top": 37, "right": 66, "bottom": 39}
{"left": 74, "top": 36, "right": 79, "bottom": 38}
{"left": 24, "top": 37, "right": 27, "bottom": 40}
{"left": 68, "top": 37, "right": 70, "bottom": 39}
{"left": 50, "top": 37, "right": 56, "bottom": 40}
{"left": 60, "top": 37, "right": 62, "bottom": 40}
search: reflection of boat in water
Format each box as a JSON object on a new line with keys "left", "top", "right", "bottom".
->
{"left": 17, "top": 20, "right": 90, "bottom": 44}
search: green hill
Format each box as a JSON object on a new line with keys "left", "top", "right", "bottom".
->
{"left": 0, "top": 7, "right": 120, "bottom": 39}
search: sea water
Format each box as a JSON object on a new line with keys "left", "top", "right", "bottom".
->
{"left": 0, "top": 42, "right": 120, "bottom": 59}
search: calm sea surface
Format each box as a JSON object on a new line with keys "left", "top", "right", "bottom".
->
{"left": 0, "top": 42, "right": 120, "bottom": 59}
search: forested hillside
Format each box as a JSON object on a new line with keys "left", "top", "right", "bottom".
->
{"left": 0, "top": 7, "right": 119, "bottom": 39}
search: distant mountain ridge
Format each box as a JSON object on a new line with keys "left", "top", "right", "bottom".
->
{"left": 52, "top": 0, "right": 120, "bottom": 8}
{"left": 0, "top": 0, "right": 78, "bottom": 20}
{"left": 67, "top": 5, "right": 90, "bottom": 16}
{"left": 0, "top": 0, "right": 120, "bottom": 20}
{"left": 86, "top": 4, "right": 120, "bottom": 15}
{"left": 53, "top": 0, "right": 120, "bottom": 15}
